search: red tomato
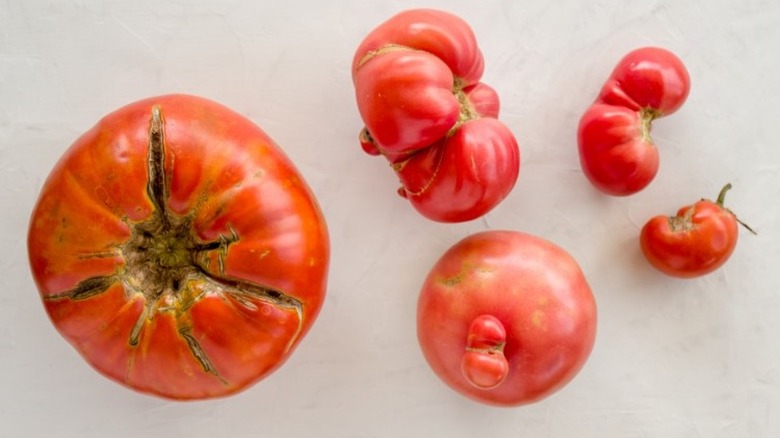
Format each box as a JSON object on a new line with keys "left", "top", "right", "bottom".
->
{"left": 352, "top": 9, "right": 520, "bottom": 222}
{"left": 640, "top": 184, "right": 753, "bottom": 278}
{"left": 27, "top": 95, "right": 330, "bottom": 400}
{"left": 577, "top": 47, "right": 690, "bottom": 196}
{"left": 417, "top": 231, "right": 597, "bottom": 406}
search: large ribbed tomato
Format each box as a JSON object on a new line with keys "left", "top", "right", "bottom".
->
{"left": 351, "top": 9, "right": 520, "bottom": 223}
{"left": 27, "top": 95, "right": 330, "bottom": 400}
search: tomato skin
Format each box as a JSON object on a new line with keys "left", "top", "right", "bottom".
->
{"left": 396, "top": 118, "right": 519, "bottom": 223}
{"left": 351, "top": 9, "right": 484, "bottom": 86}
{"left": 354, "top": 49, "right": 460, "bottom": 156}
{"left": 577, "top": 103, "right": 659, "bottom": 195}
{"left": 417, "top": 231, "right": 597, "bottom": 406}
{"left": 597, "top": 47, "right": 690, "bottom": 114}
{"left": 640, "top": 185, "right": 743, "bottom": 278}
{"left": 578, "top": 47, "right": 690, "bottom": 196}
{"left": 352, "top": 9, "right": 520, "bottom": 222}
{"left": 27, "top": 94, "right": 330, "bottom": 400}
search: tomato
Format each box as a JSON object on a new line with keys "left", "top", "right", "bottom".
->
{"left": 352, "top": 9, "right": 520, "bottom": 222}
{"left": 640, "top": 184, "right": 754, "bottom": 278}
{"left": 27, "top": 94, "right": 330, "bottom": 400}
{"left": 417, "top": 231, "right": 597, "bottom": 406}
{"left": 577, "top": 47, "right": 690, "bottom": 196}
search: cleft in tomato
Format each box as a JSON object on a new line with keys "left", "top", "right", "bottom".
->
{"left": 27, "top": 95, "right": 330, "bottom": 400}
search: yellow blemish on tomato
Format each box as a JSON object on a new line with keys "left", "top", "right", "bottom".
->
{"left": 531, "top": 310, "right": 546, "bottom": 330}
{"left": 440, "top": 272, "right": 463, "bottom": 287}
{"left": 439, "top": 262, "right": 477, "bottom": 287}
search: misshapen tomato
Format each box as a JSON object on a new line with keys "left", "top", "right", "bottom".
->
{"left": 352, "top": 9, "right": 520, "bottom": 223}
{"left": 578, "top": 47, "right": 690, "bottom": 196}
{"left": 417, "top": 231, "right": 597, "bottom": 406}
{"left": 640, "top": 184, "right": 754, "bottom": 278}
{"left": 27, "top": 95, "right": 330, "bottom": 400}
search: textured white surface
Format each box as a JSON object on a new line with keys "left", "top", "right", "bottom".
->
{"left": 2, "top": 0, "right": 779, "bottom": 436}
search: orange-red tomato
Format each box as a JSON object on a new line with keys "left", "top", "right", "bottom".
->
{"left": 417, "top": 231, "right": 597, "bottom": 406}
{"left": 27, "top": 94, "right": 330, "bottom": 400}
{"left": 640, "top": 184, "right": 751, "bottom": 278}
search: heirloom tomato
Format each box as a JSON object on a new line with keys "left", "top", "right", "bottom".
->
{"left": 27, "top": 95, "right": 330, "bottom": 400}
{"left": 578, "top": 47, "right": 690, "bottom": 196}
{"left": 417, "top": 231, "right": 597, "bottom": 406}
{"left": 352, "top": 9, "right": 520, "bottom": 222}
{"left": 640, "top": 184, "right": 754, "bottom": 278}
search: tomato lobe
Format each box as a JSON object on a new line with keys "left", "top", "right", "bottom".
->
{"left": 461, "top": 314, "right": 509, "bottom": 389}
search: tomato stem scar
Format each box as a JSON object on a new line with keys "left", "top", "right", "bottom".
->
{"left": 639, "top": 108, "right": 660, "bottom": 143}
{"left": 147, "top": 107, "right": 169, "bottom": 226}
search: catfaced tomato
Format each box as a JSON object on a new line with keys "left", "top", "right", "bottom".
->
{"left": 578, "top": 47, "right": 690, "bottom": 196}
{"left": 352, "top": 9, "right": 520, "bottom": 223}
{"left": 27, "top": 94, "right": 330, "bottom": 400}
{"left": 417, "top": 231, "right": 597, "bottom": 406}
{"left": 640, "top": 184, "right": 754, "bottom": 278}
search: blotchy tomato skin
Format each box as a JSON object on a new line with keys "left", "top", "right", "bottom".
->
{"left": 640, "top": 186, "right": 742, "bottom": 278}
{"left": 417, "top": 231, "right": 597, "bottom": 406}
{"left": 578, "top": 47, "right": 690, "bottom": 196}
{"left": 28, "top": 94, "right": 330, "bottom": 400}
{"left": 352, "top": 9, "right": 519, "bottom": 222}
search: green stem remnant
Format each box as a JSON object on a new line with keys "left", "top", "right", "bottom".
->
{"left": 714, "top": 183, "right": 757, "bottom": 235}
{"left": 639, "top": 108, "right": 661, "bottom": 143}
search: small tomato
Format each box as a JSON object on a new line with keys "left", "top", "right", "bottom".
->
{"left": 640, "top": 183, "right": 754, "bottom": 278}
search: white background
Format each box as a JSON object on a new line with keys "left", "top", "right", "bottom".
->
{"left": 2, "top": 0, "right": 779, "bottom": 436}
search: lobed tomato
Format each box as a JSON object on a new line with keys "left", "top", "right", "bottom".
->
{"left": 417, "top": 231, "right": 597, "bottom": 406}
{"left": 578, "top": 47, "right": 690, "bottom": 196}
{"left": 27, "top": 94, "right": 330, "bottom": 400}
{"left": 640, "top": 184, "right": 753, "bottom": 278}
{"left": 352, "top": 9, "right": 520, "bottom": 222}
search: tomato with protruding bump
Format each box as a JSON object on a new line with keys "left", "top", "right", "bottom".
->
{"left": 461, "top": 314, "right": 508, "bottom": 389}
{"left": 351, "top": 9, "right": 520, "bottom": 222}
{"left": 27, "top": 94, "right": 330, "bottom": 400}
{"left": 577, "top": 47, "right": 690, "bottom": 196}
{"left": 417, "top": 231, "right": 597, "bottom": 406}
{"left": 640, "top": 183, "right": 754, "bottom": 278}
